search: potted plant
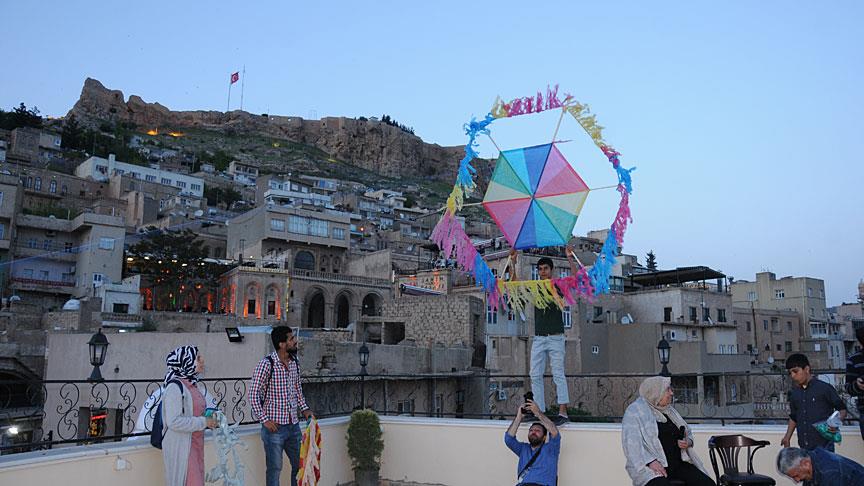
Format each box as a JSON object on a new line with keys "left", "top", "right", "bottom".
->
{"left": 347, "top": 409, "right": 384, "bottom": 486}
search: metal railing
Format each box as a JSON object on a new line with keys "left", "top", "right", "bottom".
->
{"left": 0, "top": 370, "right": 857, "bottom": 454}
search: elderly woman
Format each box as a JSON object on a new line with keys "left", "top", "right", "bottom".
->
{"left": 161, "top": 345, "right": 217, "bottom": 486}
{"left": 622, "top": 376, "right": 715, "bottom": 486}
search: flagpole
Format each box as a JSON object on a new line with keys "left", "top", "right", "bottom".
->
{"left": 227, "top": 77, "right": 232, "bottom": 112}
{"left": 240, "top": 65, "right": 246, "bottom": 112}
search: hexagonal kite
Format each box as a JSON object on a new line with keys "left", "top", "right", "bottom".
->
{"left": 482, "top": 142, "right": 589, "bottom": 249}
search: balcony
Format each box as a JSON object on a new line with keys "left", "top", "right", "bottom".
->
{"left": 10, "top": 276, "right": 75, "bottom": 293}
{"left": 2, "top": 416, "right": 861, "bottom": 485}
{"left": 14, "top": 244, "right": 78, "bottom": 262}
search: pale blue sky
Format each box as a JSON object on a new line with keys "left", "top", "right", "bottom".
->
{"left": 2, "top": 1, "right": 862, "bottom": 305}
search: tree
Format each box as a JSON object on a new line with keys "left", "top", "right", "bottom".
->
{"left": 125, "top": 229, "right": 234, "bottom": 311}
{"left": 646, "top": 250, "right": 658, "bottom": 271}
{"left": 61, "top": 115, "right": 85, "bottom": 150}
{"left": 0, "top": 103, "right": 43, "bottom": 130}
{"left": 204, "top": 186, "right": 242, "bottom": 209}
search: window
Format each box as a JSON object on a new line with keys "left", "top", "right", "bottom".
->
{"left": 0, "top": 223, "right": 4, "bottom": 240}
{"left": 664, "top": 307, "right": 672, "bottom": 322}
{"left": 763, "top": 320, "right": 768, "bottom": 330}
{"left": 176, "top": 181, "right": 187, "bottom": 188}
{"left": 42, "top": 239, "right": 50, "bottom": 250}
{"left": 486, "top": 304, "right": 498, "bottom": 325}
{"left": 61, "top": 185, "right": 67, "bottom": 195}
{"left": 130, "top": 172, "right": 139, "bottom": 179}
{"left": 22, "top": 269, "right": 33, "bottom": 278}
{"left": 591, "top": 345, "right": 600, "bottom": 355}
{"left": 775, "top": 289, "right": 785, "bottom": 299}
{"left": 771, "top": 318, "right": 779, "bottom": 332}
{"left": 98, "top": 237, "right": 115, "bottom": 250}
{"left": 558, "top": 268, "right": 570, "bottom": 278}
{"left": 39, "top": 270, "right": 49, "bottom": 280}
{"left": 27, "top": 238, "right": 37, "bottom": 249}
{"left": 396, "top": 399, "right": 415, "bottom": 416}
{"left": 562, "top": 306, "right": 572, "bottom": 328}
{"left": 531, "top": 266, "right": 539, "bottom": 280}
{"left": 785, "top": 341, "right": 793, "bottom": 352}
{"left": 730, "top": 383, "right": 738, "bottom": 403}
{"left": 717, "top": 309, "right": 727, "bottom": 322}
{"left": 270, "top": 219, "right": 285, "bottom": 231}
{"left": 593, "top": 306, "right": 604, "bottom": 319}
{"left": 703, "top": 307, "right": 711, "bottom": 322}
{"left": 293, "top": 251, "right": 315, "bottom": 270}
{"left": 689, "top": 307, "right": 697, "bottom": 322}
{"left": 719, "top": 345, "right": 726, "bottom": 354}
{"left": 777, "top": 344, "right": 782, "bottom": 351}
{"left": 93, "top": 273, "right": 104, "bottom": 285}
{"left": 65, "top": 242, "right": 73, "bottom": 253}
{"left": 191, "top": 183, "right": 201, "bottom": 191}
{"left": 787, "top": 321, "right": 793, "bottom": 331}
{"left": 814, "top": 343, "right": 821, "bottom": 352}
{"left": 34, "top": 177, "right": 41, "bottom": 190}
{"left": 809, "top": 307, "right": 815, "bottom": 317}
{"left": 807, "top": 287, "right": 813, "bottom": 297}
{"left": 333, "top": 227, "right": 345, "bottom": 240}
{"left": 747, "top": 291, "right": 757, "bottom": 301}
{"left": 145, "top": 175, "right": 156, "bottom": 182}
{"left": 113, "top": 303, "right": 129, "bottom": 314}
{"left": 247, "top": 299, "right": 256, "bottom": 315}
{"left": 747, "top": 344, "right": 753, "bottom": 353}
{"left": 0, "top": 191, "right": 3, "bottom": 206}
{"left": 692, "top": 329, "right": 697, "bottom": 338}
{"left": 96, "top": 165, "right": 108, "bottom": 174}
{"left": 669, "top": 330, "right": 677, "bottom": 340}
{"left": 49, "top": 180, "right": 57, "bottom": 193}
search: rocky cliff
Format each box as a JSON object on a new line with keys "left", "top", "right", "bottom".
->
{"left": 67, "top": 78, "right": 465, "bottom": 179}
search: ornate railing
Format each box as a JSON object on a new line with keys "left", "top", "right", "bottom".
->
{"left": 1, "top": 370, "right": 858, "bottom": 454}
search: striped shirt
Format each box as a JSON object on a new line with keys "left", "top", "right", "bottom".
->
{"left": 250, "top": 352, "right": 309, "bottom": 425}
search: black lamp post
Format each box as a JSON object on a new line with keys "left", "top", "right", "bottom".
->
{"left": 88, "top": 328, "right": 110, "bottom": 382}
{"left": 657, "top": 338, "right": 671, "bottom": 377}
{"left": 358, "top": 343, "right": 370, "bottom": 409}
{"left": 455, "top": 389, "right": 465, "bottom": 419}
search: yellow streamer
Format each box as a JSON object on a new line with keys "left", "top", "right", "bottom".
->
{"left": 498, "top": 279, "right": 565, "bottom": 314}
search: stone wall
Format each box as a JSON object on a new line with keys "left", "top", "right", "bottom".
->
{"left": 382, "top": 295, "right": 483, "bottom": 348}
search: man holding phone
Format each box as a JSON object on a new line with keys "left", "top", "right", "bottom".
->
{"left": 504, "top": 398, "right": 561, "bottom": 486}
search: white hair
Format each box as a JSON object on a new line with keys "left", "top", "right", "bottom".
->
{"left": 777, "top": 447, "right": 809, "bottom": 475}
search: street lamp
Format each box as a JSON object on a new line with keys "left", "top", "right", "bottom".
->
{"left": 88, "top": 328, "right": 110, "bottom": 382}
{"left": 455, "top": 389, "right": 465, "bottom": 419}
{"left": 657, "top": 338, "right": 671, "bottom": 377}
{"left": 358, "top": 343, "right": 370, "bottom": 410}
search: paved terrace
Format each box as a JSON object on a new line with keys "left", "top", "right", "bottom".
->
{"left": 2, "top": 416, "right": 863, "bottom": 485}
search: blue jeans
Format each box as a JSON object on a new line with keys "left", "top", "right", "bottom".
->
{"left": 261, "top": 423, "right": 302, "bottom": 486}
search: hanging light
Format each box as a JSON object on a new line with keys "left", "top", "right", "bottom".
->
{"left": 88, "top": 328, "right": 110, "bottom": 381}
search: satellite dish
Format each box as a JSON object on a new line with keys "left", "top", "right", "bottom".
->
{"left": 768, "top": 356, "right": 775, "bottom": 364}
{"left": 194, "top": 210, "right": 204, "bottom": 217}
{"left": 62, "top": 299, "right": 80, "bottom": 310}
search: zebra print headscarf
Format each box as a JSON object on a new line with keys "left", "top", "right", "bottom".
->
{"left": 164, "top": 345, "right": 200, "bottom": 385}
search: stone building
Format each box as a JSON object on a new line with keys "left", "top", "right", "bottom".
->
{"left": 733, "top": 307, "right": 801, "bottom": 365}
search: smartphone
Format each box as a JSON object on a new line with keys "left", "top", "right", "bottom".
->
{"left": 203, "top": 408, "right": 219, "bottom": 418}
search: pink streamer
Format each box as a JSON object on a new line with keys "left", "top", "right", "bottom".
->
{"left": 552, "top": 267, "right": 596, "bottom": 305}
{"left": 611, "top": 185, "right": 632, "bottom": 244}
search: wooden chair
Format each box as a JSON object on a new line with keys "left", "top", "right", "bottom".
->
{"left": 708, "top": 435, "right": 776, "bottom": 486}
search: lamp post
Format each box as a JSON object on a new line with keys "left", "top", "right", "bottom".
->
{"left": 358, "top": 342, "right": 370, "bottom": 409}
{"left": 657, "top": 338, "right": 671, "bottom": 377}
{"left": 455, "top": 389, "right": 465, "bottom": 419}
{"left": 87, "top": 328, "right": 110, "bottom": 382}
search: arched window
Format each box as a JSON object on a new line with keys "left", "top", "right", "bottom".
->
{"left": 49, "top": 180, "right": 57, "bottom": 193}
{"left": 34, "top": 177, "right": 42, "bottom": 191}
{"left": 294, "top": 251, "right": 315, "bottom": 270}
{"left": 320, "top": 256, "right": 329, "bottom": 272}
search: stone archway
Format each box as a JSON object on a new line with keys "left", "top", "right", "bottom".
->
{"left": 362, "top": 293, "right": 382, "bottom": 317}
{"left": 335, "top": 292, "right": 352, "bottom": 328}
{"left": 306, "top": 292, "right": 326, "bottom": 328}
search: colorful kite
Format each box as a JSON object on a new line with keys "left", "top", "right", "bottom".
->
{"left": 483, "top": 142, "right": 590, "bottom": 250}
{"left": 430, "top": 85, "right": 635, "bottom": 312}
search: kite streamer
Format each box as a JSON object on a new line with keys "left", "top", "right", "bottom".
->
{"left": 430, "top": 85, "right": 635, "bottom": 311}
{"left": 297, "top": 418, "right": 322, "bottom": 486}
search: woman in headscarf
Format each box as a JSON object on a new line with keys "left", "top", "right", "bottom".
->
{"left": 621, "top": 376, "right": 715, "bottom": 486}
{"left": 161, "top": 345, "right": 217, "bottom": 486}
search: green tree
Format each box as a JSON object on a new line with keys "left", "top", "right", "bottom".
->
{"left": 646, "top": 250, "right": 658, "bottom": 271}
{"left": 61, "top": 115, "right": 85, "bottom": 150}
{"left": 0, "top": 103, "right": 43, "bottom": 130}
{"left": 204, "top": 186, "right": 243, "bottom": 209}
{"left": 125, "top": 229, "right": 233, "bottom": 311}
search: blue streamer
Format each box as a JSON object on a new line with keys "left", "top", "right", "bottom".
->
{"left": 474, "top": 253, "right": 497, "bottom": 293}
{"left": 615, "top": 165, "right": 636, "bottom": 194}
{"left": 456, "top": 113, "right": 495, "bottom": 188}
{"left": 588, "top": 230, "right": 619, "bottom": 293}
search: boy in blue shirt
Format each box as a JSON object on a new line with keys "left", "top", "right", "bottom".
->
{"left": 781, "top": 353, "right": 847, "bottom": 451}
{"left": 504, "top": 399, "right": 560, "bottom": 486}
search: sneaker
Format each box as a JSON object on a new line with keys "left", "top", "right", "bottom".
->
{"left": 552, "top": 414, "right": 569, "bottom": 426}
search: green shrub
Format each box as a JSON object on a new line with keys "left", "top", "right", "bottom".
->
{"left": 346, "top": 409, "right": 383, "bottom": 471}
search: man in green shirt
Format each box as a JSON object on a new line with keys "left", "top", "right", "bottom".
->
{"left": 510, "top": 249, "right": 579, "bottom": 426}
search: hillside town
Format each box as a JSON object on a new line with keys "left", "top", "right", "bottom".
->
{"left": 1, "top": 78, "right": 862, "bottom": 458}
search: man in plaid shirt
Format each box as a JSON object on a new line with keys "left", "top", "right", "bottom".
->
{"left": 250, "top": 326, "right": 314, "bottom": 486}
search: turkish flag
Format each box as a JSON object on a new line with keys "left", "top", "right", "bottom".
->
{"left": 230, "top": 72, "right": 239, "bottom": 84}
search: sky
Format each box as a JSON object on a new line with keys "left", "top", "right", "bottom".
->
{"left": 2, "top": 1, "right": 862, "bottom": 306}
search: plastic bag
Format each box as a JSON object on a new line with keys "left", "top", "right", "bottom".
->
{"left": 814, "top": 411, "right": 843, "bottom": 443}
